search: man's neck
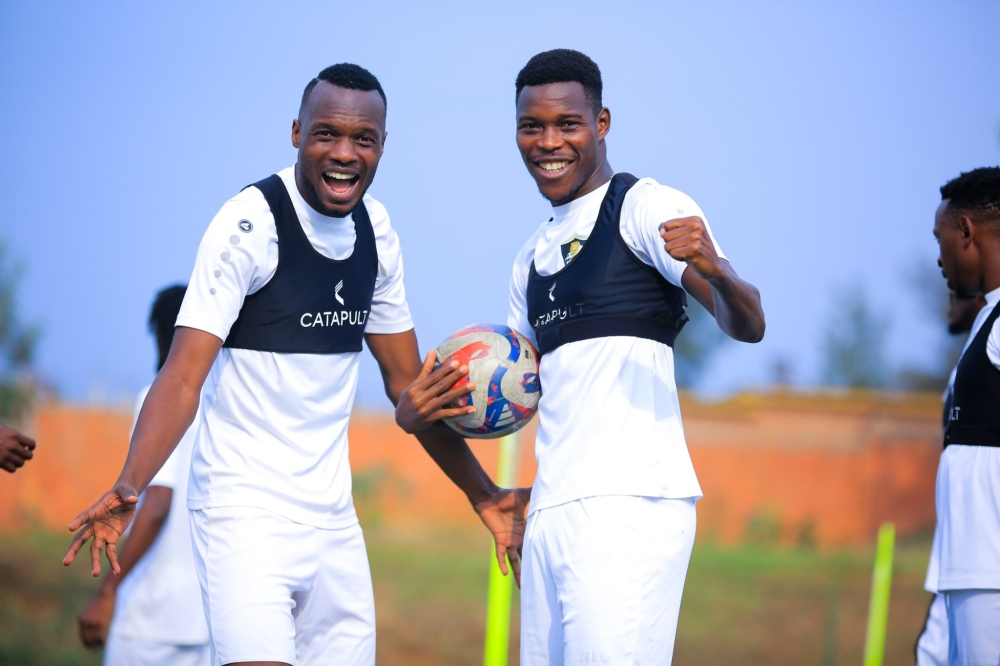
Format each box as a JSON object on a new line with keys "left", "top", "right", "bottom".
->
{"left": 551, "top": 160, "right": 614, "bottom": 207}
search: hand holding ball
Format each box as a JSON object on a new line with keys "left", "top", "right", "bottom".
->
{"left": 435, "top": 324, "right": 540, "bottom": 439}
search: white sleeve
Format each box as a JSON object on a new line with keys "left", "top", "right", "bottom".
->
{"left": 365, "top": 198, "right": 414, "bottom": 334}
{"left": 129, "top": 386, "right": 179, "bottom": 490}
{"left": 988, "top": 317, "right": 1000, "bottom": 370}
{"left": 619, "top": 180, "right": 726, "bottom": 289}
{"left": 507, "top": 242, "right": 537, "bottom": 350}
{"left": 175, "top": 189, "right": 276, "bottom": 342}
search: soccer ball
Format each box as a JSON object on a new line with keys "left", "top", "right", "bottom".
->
{"left": 435, "top": 324, "right": 540, "bottom": 439}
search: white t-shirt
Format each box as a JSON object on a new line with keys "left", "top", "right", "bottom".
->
{"left": 508, "top": 177, "right": 725, "bottom": 515}
{"left": 110, "top": 385, "right": 208, "bottom": 645}
{"left": 931, "top": 285, "right": 1000, "bottom": 591}
{"left": 177, "top": 166, "right": 413, "bottom": 529}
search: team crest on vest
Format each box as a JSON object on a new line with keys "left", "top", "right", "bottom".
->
{"left": 560, "top": 235, "right": 587, "bottom": 265}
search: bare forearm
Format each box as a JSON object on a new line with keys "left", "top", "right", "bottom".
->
{"left": 118, "top": 372, "right": 200, "bottom": 493}
{"left": 414, "top": 423, "right": 498, "bottom": 505}
{"left": 707, "top": 268, "right": 765, "bottom": 343}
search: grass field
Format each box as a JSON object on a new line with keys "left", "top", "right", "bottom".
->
{"left": 0, "top": 527, "right": 934, "bottom": 665}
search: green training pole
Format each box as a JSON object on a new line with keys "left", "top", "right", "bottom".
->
{"left": 863, "top": 522, "right": 895, "bottom": 666}
{"left": 483, "top": 432, "right": 522, "bottom": 666}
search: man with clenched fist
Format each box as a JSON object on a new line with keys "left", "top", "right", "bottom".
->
{"left": 406, "top": 49, "right": 765, "bottom": 666}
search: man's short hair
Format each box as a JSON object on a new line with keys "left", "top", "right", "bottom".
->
{"left": 299, "top": 63, "right": 387, "bottom": 117}
{"left": 941, "top": 166, "right": 1000, "bottom": 234}
{"left": 515, "top": 49, "right": 603, "bottom": 116}
{"left": 148, "top": 285, "right": 186, "bottom": 371}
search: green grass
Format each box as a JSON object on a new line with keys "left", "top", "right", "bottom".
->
{"left": 0, "top": 528, "right": 935, "bottom": 665}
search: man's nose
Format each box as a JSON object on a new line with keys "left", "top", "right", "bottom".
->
{"left": 538, "top": 126, "right": 562, "bottom": 151}
{"left": 329, "top": 137, "right": 357, "bottom": 164}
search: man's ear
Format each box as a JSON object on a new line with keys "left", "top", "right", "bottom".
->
{"left": 291, "top": 119, "right": 301, "bottom": 149}
{"left": 958, "top": 215, "right": 975, "bottom": 247}
{"left": 597, "top": 107, "right": 611, "bottom": 141}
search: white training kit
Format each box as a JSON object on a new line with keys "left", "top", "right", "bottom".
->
{"left": 509, "top": 177, "right": 723, "bottom": 665}
{"left": 189, "top": 506, "right": 375, "bottom": 666}
{"left": 521, "top": 496, "right": 697, "bottom": 665}
{"left": 104, "top": 385, "right": 209, "bottom": 665}
{"left": 916, "top": 594, "right": 948, "bottom": 666}
{"left": 928, "top": 285, "right": 1000, "bottom": 665}
{"left": 177, "top": 167, "right": 413, "bottom": 664}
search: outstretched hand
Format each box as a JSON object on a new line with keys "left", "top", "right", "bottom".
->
{"left": 474, "top": 487, "right": 531, "bottom": 587}
{"left": 395, "top": 351, "right": 476, "bottom": 433}
{"left": 63, "top": 484, "right": 140, "bottom": 576}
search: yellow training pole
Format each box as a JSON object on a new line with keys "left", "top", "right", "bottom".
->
{"left": 863, "top": 522, "right": 895, "bottom": 666}
{"left": 483, "top": 432, "right": 522, "bottom": 666}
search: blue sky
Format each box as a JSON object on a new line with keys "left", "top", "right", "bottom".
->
{"left": 2, "top": 1, "right": 999, "bottom": 408}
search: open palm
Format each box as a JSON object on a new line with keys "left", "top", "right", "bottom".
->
{"left": 63, "top": 484, "right": 140, "bottom": 576}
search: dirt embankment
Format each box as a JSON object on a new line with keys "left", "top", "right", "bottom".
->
{"left": 1, "top": 391, "right": 942, "bottom": 548}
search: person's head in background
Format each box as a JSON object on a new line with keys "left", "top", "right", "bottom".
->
{"left": 148, "top": 285, "right": 187, "bottom": 371}
{"left": 935, "top": 166, "right": 1000, "bottom": 299}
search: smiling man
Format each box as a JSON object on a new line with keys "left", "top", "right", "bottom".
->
{"left": 63, "top": 64, "right": 527, "bottom": 666}
{"left": 929, "top": 166, "right": 1000, "bottom": 665}
{"left": 505, "top": 49, "right": 765, "bottom": 665}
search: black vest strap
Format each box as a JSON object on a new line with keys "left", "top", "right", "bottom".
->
{"left": 944, "top": 299, "right": 1000, "bottom": 448}
{"left": 223, "top": 174, "right": 378, "bottom": 354}
{"left": 525, "top": 173, "right": 688, "bottom": 356}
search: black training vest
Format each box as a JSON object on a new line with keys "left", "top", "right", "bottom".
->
{"left": 944, "top": 299, "right": 1000, "bottom": 447}
{"left": 223, "top": 174, "right": 378, "bottom": 354}
{"left": 526, "top": 173, "right": 689, "bottom": 355}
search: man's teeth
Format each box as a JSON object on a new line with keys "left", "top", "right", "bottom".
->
{"left": 325, "top": 172, "right": 355, "bottom": 180}
{"left": 540, "top": 162, "right": 568, "bottom": 172}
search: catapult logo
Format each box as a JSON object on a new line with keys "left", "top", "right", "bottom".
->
{"left": 238, "top": 219, "right": 253, "bottom": 233}
{"left": 299, "top": 280, "right": 368, "bottom": 328}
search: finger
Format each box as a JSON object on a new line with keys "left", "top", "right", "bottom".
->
{"left": 14, "top": 432, "right": 36, "bottom": 450}
{"left": 663, "top": 238, "right": 703, "bottom": 260}
{"left": 106, "top": 542, "right": 121, "bottom": 576}
{"left": 507, "top": 546, "right": 522, "bottom": 581}
{"left": 417, "top": 350, "right": 437, "bottom": 382}
{"left": 90, "top": 536, "right": 103, "bottom": 577}
{"left": 425, "top": 359, "right": 467, "bottom": 389}
{"left": 63, "top": 526, "right": 94, "bottom": 565}
{"left": 69, "top": 506, "right": 100, "bottom": 532}
{"left": 495, "top": 543, "right": 509, "bottom": 576}
{"left": 660, "top": 216, "right": 704, "bottom": 233}
{"left": 428, "top": 406, "right": 479, "bottom": 421}
{"left": 17, "top": 446, "right": 32, "bottom": 460}
{"left": 0, "top": 461, "right": 15, "bottom": 473}
{"left": 427, "top": 382, "right": 477, "bottom": 411}
{"left": 112, "top": 484, "right": 140, "bottom": 505}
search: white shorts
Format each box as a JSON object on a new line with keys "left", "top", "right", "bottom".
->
{"left": 520, "top": 495, "right": 697, "bottom": 666}
{"left": 944, "top": 589, "right": 1000, "bottom": 666}
{"left": 916, "top": 594, "right": 948, "bottom": 666}
{"left": 104, "top": 633, "right": 209, "bottom": 666}
{"left": 189, "top": 506, "right": 375, "bottom": 666}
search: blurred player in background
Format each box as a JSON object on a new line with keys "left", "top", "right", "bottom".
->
{"left": 0, "top": 423, "right": 34, "bottom": 473}
{"left": 64, "top": 63, "right": 525, "bottom": 666}
{"left": 77, "top": 285, "right": 209, "bottom": 665}
{"left": 503, "top": 49, "right": 764, "bottom": 665}
{"left": 930, "top": 166, "right": 1000, "bottom": 665}
{"left": 916, "top": 289, "right": 986, "bottom": 666}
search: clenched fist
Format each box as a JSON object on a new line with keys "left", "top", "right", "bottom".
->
{"left": 659, "top": 216, "right": 724, "bottom": 281}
